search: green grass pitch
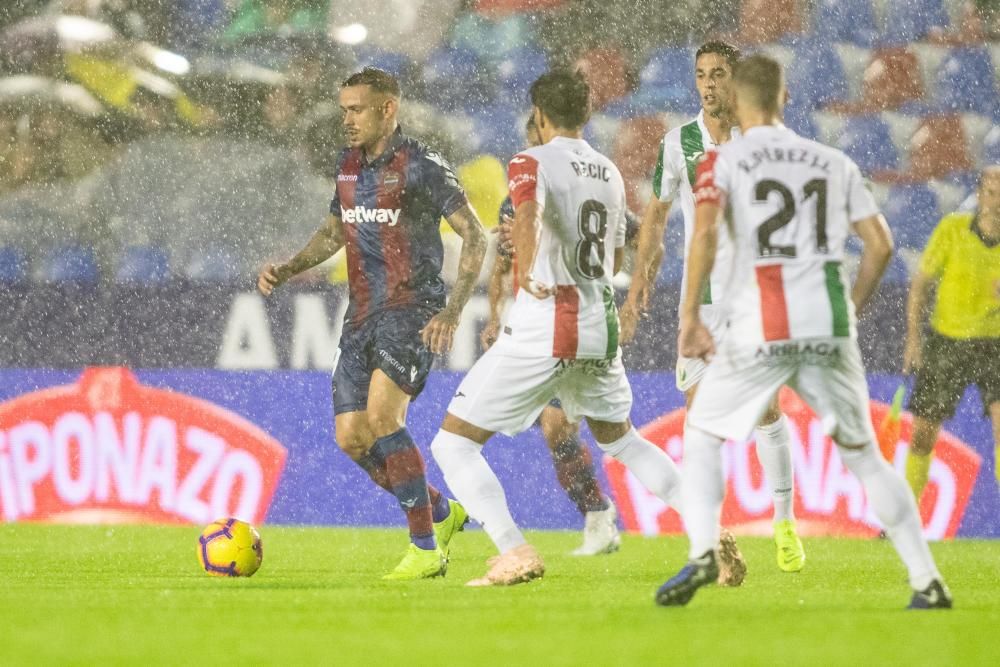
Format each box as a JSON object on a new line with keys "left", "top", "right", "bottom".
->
{"left": 0, "top": 524, "right": 996, "bottom": 666}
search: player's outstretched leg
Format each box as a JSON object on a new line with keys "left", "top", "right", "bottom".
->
{"left": 655, "top": 550, "right": 720, "bottom": 607}
{"left": 597, "top": 425, "right": 746, "bottom": 586}
{"left": 838, "top": 443, "right": 952, "bottom": 609}
{"left": 656, "top": 425, "right": 729, "bottom": 605}
{"left": 356, "top": 440, "right": 468, "bottom": 559}
{"left": 432, "top": 428, "right": 545, "bottom": 586}
{"left": 541, "top": 407, "right": 620, "bottom": 556}
{"left": 376, "top": 429, "right": 447, "bottom": 580}
{"left": 755, "top": 413, "right": 805, "bottom": 572}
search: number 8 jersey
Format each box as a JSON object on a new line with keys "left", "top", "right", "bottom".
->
{"left": 504, "top": 136, "right": 628, "bottom": 359}
{"left": 694, "top": 125, "right": 880, "bottom": 346}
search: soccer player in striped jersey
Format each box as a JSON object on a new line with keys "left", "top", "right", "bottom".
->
{"left": 655, "top": 55, "right": 950, "bottom": 609}
{"left": 431, "top": 70, "right": 745, "bottom": 587}
{"left": 258, "top": 68, "right": 487, "bottom": 580}
{"left": 621, "top": 40, "right": 805, "bottom": 573}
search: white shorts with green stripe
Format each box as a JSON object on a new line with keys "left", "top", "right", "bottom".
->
{"left": 447, "top": 346, "right": 632, "bottom": 437}
{"left": 686, "top": 336, "right": 875, "bottom": 446}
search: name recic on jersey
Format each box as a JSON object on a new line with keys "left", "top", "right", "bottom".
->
{"left": 736, "top": 147, "right": 831, "bottom": 174}
{"left": 570, "top": 160, "right": 611, "bottom": 181}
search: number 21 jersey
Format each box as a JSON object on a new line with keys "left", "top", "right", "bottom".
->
{"left": 504, "top": 136, "right": 627, "bottom": 359}
{"left": 694, "top": 125, "right": 880, "bottom": 345}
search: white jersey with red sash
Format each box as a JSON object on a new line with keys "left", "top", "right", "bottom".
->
{"left": 694, "top": 125, "right": 879, "bottom": 346}
{"left": 502, "top": 136, "right": 627, "bottom": 360}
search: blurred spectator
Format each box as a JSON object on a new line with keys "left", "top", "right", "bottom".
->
{"left": 224, "top": 0, "right": 329, "bottom": 41}
{"left": 474, "top": 0, "right": 565, "bottom": 13}
{"left": 456, "top": 154, "right": 507, "bottom": 233}
{"left": 0, "top": 103, "right": 112, "bottom": 193}
{"left": 329, "top": 0, "right": 460, "bottom": 60}
{"left": 977, "top": 0, "right": 1000, "bottom": 38}
{"left": 575, "top": 47, "right": 631, "bottom": 111}
{"left": 0, "top": 1, "right": 49, "bottom": 32}
{"left": 64, "top": 52, "right": 212, "bottom": 140}
{"left": 449, "top": 5, "right": 531, "bottom": 63}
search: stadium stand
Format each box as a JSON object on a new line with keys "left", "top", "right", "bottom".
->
{"left": 0, "top": 246, "right": 28, "bottom": 284}
{"left": 38, "top": 244, "right": 99, "bottom": 285}
{"left": 0, "top": 0, "right": 996, "bottom": 287}
{"left": 907, "top": 114, "right": 974, "bottom": 179}
{"left": 115, "top": 246, "right": 171, "bottom": 285}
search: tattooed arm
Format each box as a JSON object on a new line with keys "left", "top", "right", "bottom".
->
{"left": 420, "top": 203, "right": 487, "bottom": 354}
{"left": 258, "top": 213, "right": 346, "bottom": 295}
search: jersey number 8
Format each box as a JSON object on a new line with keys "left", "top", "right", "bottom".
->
{"left": 576, "top": 199, "right": 608, "bottom": 279}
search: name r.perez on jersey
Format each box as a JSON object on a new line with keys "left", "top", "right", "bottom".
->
{"left": 340, "top": 206, "right": 402, "bottom": 226}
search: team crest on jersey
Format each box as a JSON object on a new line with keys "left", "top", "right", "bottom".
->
{"left": 381, "top": 172, "right": 402, "bottom": 193}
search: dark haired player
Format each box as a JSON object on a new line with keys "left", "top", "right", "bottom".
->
{"left": 482, "top": 115, "right": 626, "bottom": 557}
{"left": 656, "top": 55, "right": 948, "bottom": 609}
{"left": 429, "top": 70, "right": 744, "bottom": 587}
{"left": 622, "top": 40, "right": 805, "bottom": 573}
{"left": 258, "top": 67, "right": 487, "bottom": 580}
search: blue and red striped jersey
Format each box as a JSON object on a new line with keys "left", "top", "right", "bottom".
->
{"left": 330, "top": 127, "right": 468, "bottom": 322}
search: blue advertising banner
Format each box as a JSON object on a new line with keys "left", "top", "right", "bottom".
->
{"left": 0, "top": 369, "right": 995, "bottom": 537}
{"left": 0, "top": 283, "right": 909, "bottom": 372}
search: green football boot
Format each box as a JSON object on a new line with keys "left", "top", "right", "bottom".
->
{"left": 382, "top": 543, "right": 447, "bottom": 581}
{"left": 434, "top": 499, "right": 469, "bottom": 556}
{"left": 775, "top": 519, "right": 805, "bottom": 573}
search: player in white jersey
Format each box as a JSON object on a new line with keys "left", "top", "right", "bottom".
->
{"left": 430, "top": 70, "right": 744, "bottom": 587}
{"left": 621, "top": 41, "right": 805, "bottom": 573}
{"left": 655, "top": 55, "right": 951, "bottom": 609}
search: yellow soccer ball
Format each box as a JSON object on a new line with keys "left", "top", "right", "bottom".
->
{"left": 197, "top": 518, "right": 263, "bottom": 577}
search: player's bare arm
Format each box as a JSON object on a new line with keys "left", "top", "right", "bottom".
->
{"left": 621, "top": 196, "right": 670, "bottom": 344}
{"left": 258, "top": 213, "right": 346, "bottom": 296}
{"left": 421, "top": 203, "right": 487, "bottom": 354}
{"left": 903, "top": 267, "right": 935, "bottom": 373}
{"left": 679, "top": 198, "right": 720, "bottom": 362}
{"left": 495, "top": 213, "right": 514, "bottom": 256}
{"left": 849, "top": 213, "right": 893, "bottom": 317}
{"left": 482, "top": 252, "right": 512, "bottom": 350}
{"left": 512, "top": 199, "right": 553, "bottom": 299}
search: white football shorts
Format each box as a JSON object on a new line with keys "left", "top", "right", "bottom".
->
{"left": 447, "top": 346, "right": 633, "bottom": 436}
{"left": 676, "top": 304, "right": 728, "bottom": 392}
{"left": 687, "top": 336, "right": 876, "bottom": 446}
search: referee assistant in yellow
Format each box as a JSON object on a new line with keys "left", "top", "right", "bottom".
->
{"left": 903, "top": 166, "right": 1000, "bottom": 500}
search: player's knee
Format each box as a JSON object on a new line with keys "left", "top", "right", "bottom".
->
{"left": 909, "top": 417, "right": 940, "bottom": 456}
{"left": 758, "top": 402, "right": 782, "bottom": 426}
{"left": 366, "top": 411, "right": 405, "bottom": 439}
{"left": 336, "top": 432, "right": 372, "bottom": 461}
{"left": 539, "top": 412, "right": 571, "bottom": 448}
{"left": 835, "top": 442, "right": 882, "bottom": 478}
{"left": 587, "top": 418, "right": 630, "bottom": 446}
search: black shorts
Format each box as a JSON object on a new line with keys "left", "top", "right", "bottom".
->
{"left": 908, "top": 330, "right": 1000, "bottom": 422}
{"left": 332, "top": 306, "right": 437, "bottom": 416}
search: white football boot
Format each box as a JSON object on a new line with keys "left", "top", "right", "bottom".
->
{"left": 571, "top": 501, "right": 621, "bottom": 556}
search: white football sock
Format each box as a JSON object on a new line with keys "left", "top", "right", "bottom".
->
{"left": 430, "top": 430, "right": 525, "bottom": 554}
{"left": 755, "top": 415, "right": 795, "bottom": 523}
{"left": 839, "top": 444, "right": 941, "bottom": 590}
{"left": 597, "top": 427, "right": 682, "bottom": 512}
{"left": 681, "top": 424, "right": 725, "bottom": 559}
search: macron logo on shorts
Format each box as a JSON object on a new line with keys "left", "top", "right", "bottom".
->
{"left": 341, "top": 206, "right": 402, "bottom": 226}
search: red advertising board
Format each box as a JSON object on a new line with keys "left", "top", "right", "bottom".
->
{"left": 606, "top": 388, "right": 982, "bottom": 540}
{"left": 0, "top": 368, "right": 287, "bottom": 525}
